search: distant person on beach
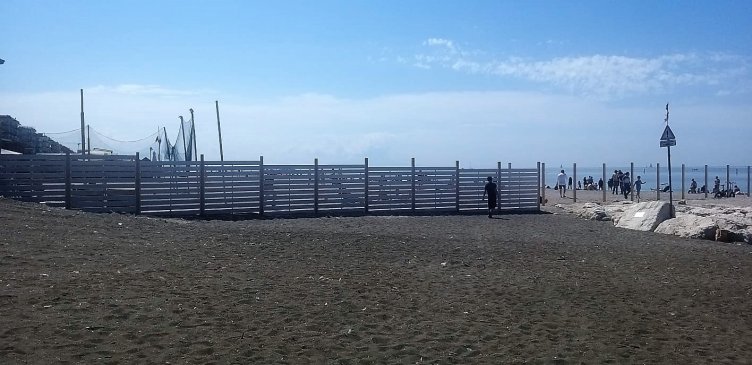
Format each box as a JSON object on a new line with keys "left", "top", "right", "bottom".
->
{"left": 622, "top": 172, "right": 632, "bottom": 199}
{"left": 634, "top": 176, "right": 645, "bottom": 201}
{"left": 483, "top": 176, "right": 497, "bottom": 218}
{"left": 714, "top": 176, "right": 721, "bottom": 193}
{"left": 598, "top": 178, "right": 604, "bottom": 191}
{"left": 556, "top": 170, "right": 568, "bottom": 198}
{"left": 611, "top": 170, "right": 619, "bottom": 195}
{"left": 689, "top": 179, "right": 698, "bottom": 194}
{"left": 568, "top": 176, "right": 573, "bottom": 190}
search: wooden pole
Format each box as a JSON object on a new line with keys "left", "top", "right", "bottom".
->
{"left": 80, "top": 89, "right": 85, "bottom": 155}
{"left": 364, "top": 157, "right": 369, "bottom": 214}
{"left": 135, "top": 152, "right": 141, "bottom": 215}
{"left": 215, "top": 101, "right": 224, "bottom": 161}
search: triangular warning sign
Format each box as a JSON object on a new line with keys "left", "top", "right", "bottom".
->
{"left": 660, "top": 125, "right": 676, "bottom": 141}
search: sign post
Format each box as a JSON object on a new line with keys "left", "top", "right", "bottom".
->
{"left": 660, "top": 104, "right": 676, "bottom": 217}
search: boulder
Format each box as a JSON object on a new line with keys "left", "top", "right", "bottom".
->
{"left": 613, "top": 201, "right": 672, "bottom": 232}
{"left": 654, "top": 214, "right": 717, "bottom": 240}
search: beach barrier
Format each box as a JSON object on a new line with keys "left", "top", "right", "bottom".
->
{"left": 0, "top": 154, "right": 542, "bottom": 217}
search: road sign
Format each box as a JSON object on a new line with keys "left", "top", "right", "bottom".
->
{"left": 660, "top": 139, "right": 676, "bottom": 147}
{"left": 660, "top": 125, "right": 676, "bottom": 142}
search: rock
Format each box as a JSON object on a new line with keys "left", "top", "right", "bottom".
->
{"left": 654, "top": 214, "right": 717, "bottom": 240}
{"left": 613, "top": 201, "right": 672, "bottom": 232}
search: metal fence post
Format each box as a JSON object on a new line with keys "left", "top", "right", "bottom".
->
{"left": 411, "top": 157, "right": 416, "bottom": 212}
{"left": 536, "top": 162, "right": 541, "bottom": 211}
{"left": 681, "top": 163, "right": 685, "bottom": 200}
{"left": 541, "top": 162, "right": 546, "bottom": 205}
{"left": 704, "top": 165, "right": 708, "bottom": 199}
{"left": 726, "top": 164, "right": 730, "bottom": 192}
{"left": 199, "top": 154, "right": 205, "bottom": 217}
{"left": 455, "top": 161, "right": 460, "bottom": 212}
{"left": 259, "top": 156, "right": 264, "bottom": 216}
{"left": 657, "top": 163, "right": 661, "bottom": 201}
{"left": 65, "top": 152, "right": 71, "bottom": 210}
{"left": 314, "top": 158, "right": 319, "bottom": 216}
{"left": 135, "top": 152, "right": 141, "bottom": 214}
{"left": 573, "top": 163, "right": 577, "bottom": 203}
{"left": 497, "top": 161, "right": 502, "bottom": 210}
{"left": 630, "top": 162, "right": 634, "bottom": 201}
{"left": 602, "top": 163, "right": 606, "bottom": 202}
{"left": 748, "top": 165, "right": 750, "bottom": 197}
{"left": 364, "top": 157, "right": 369, "bottom": 214}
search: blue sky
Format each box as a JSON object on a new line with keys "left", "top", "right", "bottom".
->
{"left": 1, "top": 0, "right": 750, "bottom": 166}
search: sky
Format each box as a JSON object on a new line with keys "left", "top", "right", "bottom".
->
{"left": 1, "top": 0, "right": 750, "bottom": 167}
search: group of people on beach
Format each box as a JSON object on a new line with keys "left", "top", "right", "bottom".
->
{"left": 555, "top": 169, "right": 647, "bottom": 200}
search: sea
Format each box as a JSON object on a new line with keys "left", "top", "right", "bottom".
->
{"left": 544, "top": 164, "right": 751, "bottom": 193}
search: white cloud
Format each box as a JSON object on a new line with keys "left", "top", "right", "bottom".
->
{"left": 413, "top": 39, "right": 751, "bottom": 99}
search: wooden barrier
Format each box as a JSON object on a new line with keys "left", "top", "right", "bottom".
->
{"left": 1, "top": 154, "right": 543, "bottom": 217}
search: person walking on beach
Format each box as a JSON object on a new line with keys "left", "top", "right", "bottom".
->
{"left": 611, "top": 170, "right": 619, "bottom": 195}
{"left": 714, "top": 176, "right": 721, "bottom": 194}
{"left": 598, "top": 178, "right": 604, "bottom": 191}
{"left": 568, "top": 176, "right": 573, "bottom": 190}
{"left": 482, "top": 176, "right": 497, "bottom": 218}
{"left": 622, "top": 172, "right": 632, "bottom": 199}
{"left": 556, "top": 170, "right": 568, "bottom": 198}
{"left": 634, "top": 176, "right": 646, "bottom": 201}
{"left": 690, "top": 179, "right": 698, "bottom": 194}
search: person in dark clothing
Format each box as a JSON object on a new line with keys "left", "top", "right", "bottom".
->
{"left": 483, "top": 176, "right": 497, "bottom": 218}
{"left": 598, "top": 178, "right": 604, "bottom": 191}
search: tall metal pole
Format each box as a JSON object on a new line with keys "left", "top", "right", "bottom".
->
{"left": 215, "top": 101, "right": 224, "bottom": 161}
{"left": 80, "top": 89, "right": 85, "bottom": 154}
{"left": 665, "top": 104, "right": 674, "bottom": 217}
{"left": 86, "top": 125, "right": 91, "bottom": 155}
{"left": 190, "top": 108, "right": 197, "bottom": 161}
{"left": 179, "top": 116, "right": 187, "bottom": 161}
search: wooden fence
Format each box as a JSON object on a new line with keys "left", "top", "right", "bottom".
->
{"left": 0, "top": 154, "right": 542, "bottom": 217}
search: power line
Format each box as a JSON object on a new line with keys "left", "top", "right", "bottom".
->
{"left": 89, "top": 127, "right": 158, "bottom": 143}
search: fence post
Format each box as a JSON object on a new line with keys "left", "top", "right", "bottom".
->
{"left": 704, "top": 165, "right": 708, "bottom": 199}
{"left": 657, "top": 163, "right": 661, "bottom": 201}
{"left": 602, "top": 163, "right": 606, "bottom": 202}
{"left": 65, "top": 152, "right": 71, "bottom": 210}
{"left": 682, "top": 164, "right": 686, "bottom": 200}
{"left": 536, "top": 162, "right": 541, "bottom": 211}
{"left": 259, "top": 156, "right": 264, "bottom": 216}
{"left": 748, "top": 165, "right": 750, "bottom": 197}
{"left": 199, "top": 154, "right": 205, "bottom": 217}
{"left": 508, "top": 163, "right": 514, "bottom": 207}
{"left": 630, "top": 162, "right": 634, "bottom": 201}
{"left": 135, "top": 153, "right": 141, "bottom": 214}
{"left": 726, "top": 164, "right": 730, "bottom": 192}
{"left": 541, "top": 162, "right": 546, "bottom": 205}
{"left": 314, "top": 158, "right": 319, "bottom": 216}
{"left": 573, "top": 163, "right": 577, "bottom": 203}
{"left": 411, "top": 157, "right": 416, "bottom": 212}
{"left": 455, "top": 161, "right": 460, "bottom": 212}
{"left": 364, "top": 157, "right": 369, "bottom": 214}
{"left": 497, "top": 161, "right": 502, "bottom": 210}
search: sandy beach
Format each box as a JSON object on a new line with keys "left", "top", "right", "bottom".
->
{"left": 542, "top": 186, "right": 752, "bottom": 210}
{"left": 1, "top": 197, "right": 752, "bottom": 364}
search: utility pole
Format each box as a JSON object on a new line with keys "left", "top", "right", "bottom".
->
{"left": 179, "top": 116, "right": 187, "bottom": 161}
{"left": 189, "top": 108, "right": 197, "bottom": 161}
{"left": 215, "top": 100, "right": 224, "bottom": 161}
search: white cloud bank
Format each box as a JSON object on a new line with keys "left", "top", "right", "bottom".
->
{"left": 416, "top": 39, "right": 750, "bottom": 99}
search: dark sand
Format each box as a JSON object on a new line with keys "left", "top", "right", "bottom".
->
{"left": 1, "top": 198, "right": 751, "bottom": 364}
